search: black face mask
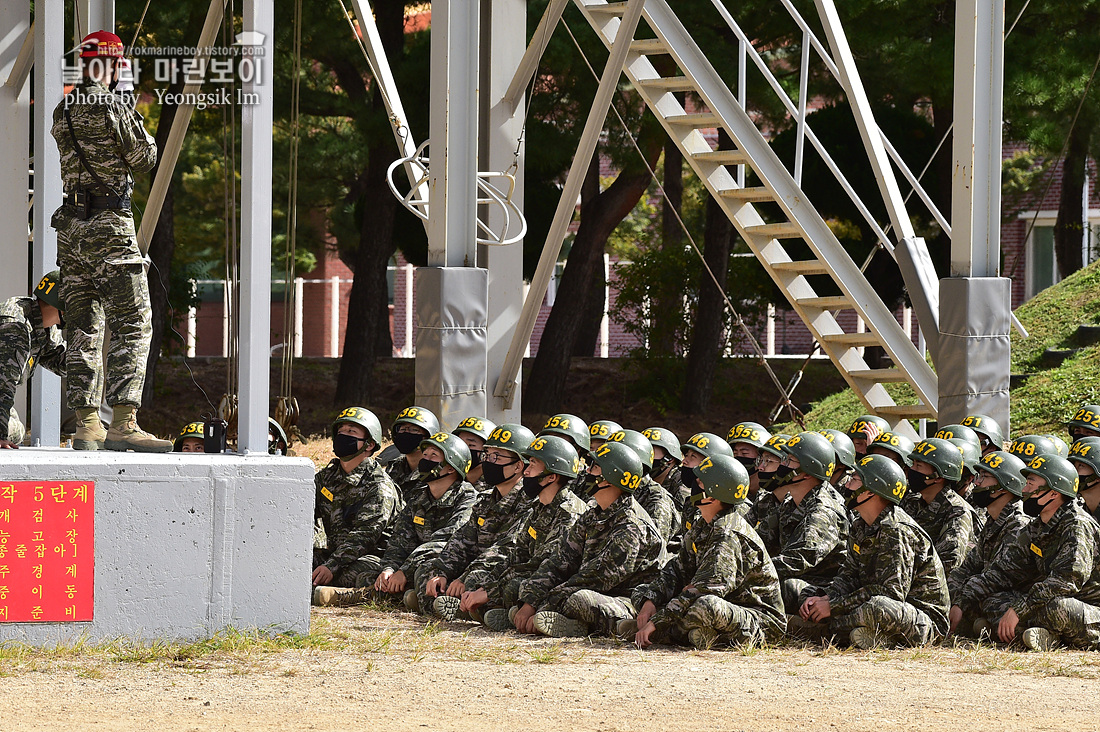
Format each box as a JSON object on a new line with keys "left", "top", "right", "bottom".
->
{"left": 971, "top": 489, "right": 998, "bottom": 509}
{"left": 735, "top": 455, "right": 759, "bottom": 475}
{"left": 483, "top": 458, "right": 520, "bottom": 487}
{"left": 418, "top": 458, "right": 445, "bottom": 480}
{"left": 762, "top": 465, "right": 797, "bottom": 493}
{"left": 1022, "top": 491, "right": 1050, "bottom": 517}
{"left": 333, "top": 433, "right": 366, "bottom": 459}
{"left": 846, "top": 490, "right": 874, "bottom": 512}
{"left": 678, "top": 466, "right": 698, "bottom": 488}
{"left": 907, "top": 467, "right": 936, "bottom": 491}
{"left": 468, "top": 450, "right": 483, "bottom": 469}
{"left": 522, "top": 475, "right": 550, "bottom": 498}
{"left": 652, "top": 456, "right": 676, "bottom": 477}
{"left": 582, "top": 473, "right": 600, "bottom": 497}
{"left": 1081, "top": 474, "right": 1100, "bottom": 491}
{"left": 393, "top": 431, "right": 424, "bottom": 455}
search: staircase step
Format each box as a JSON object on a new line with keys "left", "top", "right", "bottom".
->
{"left": 665, "top": 112, "right": 722, "bottom": 127}
{"left": 630, "top": 38, "right": 669, "bottom": 55}
{"left": 876, "top": 404, "right": 936, "bottom": 419}
{"left": 637, "top": 76, "right": 699, "bottom": 92}
{"left": 820, "top": 332, "right": 880, "bottom": 347}
{"left": 691, "top": 149, "right": 749, "bottom": 165}
{"left": 771, "top": 260, "right": 830, "bottom": 276}
{"left": 744, "top": 222, "right": 803, "bottom": 239}
{"left": 797, "top": 296, "right": 852, "bottom": 310}
{"left": 585, "top": 2, "right": 628, "bottom": 15}
{"left": 718, "top": 186, "right": 774, "bottom": 203}
{"left": 848, "top": 368, "right": 910, "bottom": 383}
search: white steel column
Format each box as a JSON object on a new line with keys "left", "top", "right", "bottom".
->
{"left": 238, "top": 0, "right": 273, "bottom": 454}
{"left": 76, "top": 0, "right": 114, "bottom": 38}
{"left": 329, "top": 275, "right": 340, "bottom": 357}
{"left": 31, "top": 0, "right": 63, "bottom": 446}
{"left": 950, "top": 0, "right": 1004, "bottom": 277}
{"left": 482, "top": 0, "right": 525, "bottom": 422}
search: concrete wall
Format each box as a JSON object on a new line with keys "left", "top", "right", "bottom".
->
{"left": 0, "top": 450, "right": 314, "bottom": 646}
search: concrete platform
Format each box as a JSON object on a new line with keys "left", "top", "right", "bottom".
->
{"left": 0, "top": 449, "right": 314, "bottom": 646}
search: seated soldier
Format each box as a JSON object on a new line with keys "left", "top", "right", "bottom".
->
{"left": 1047, "top": 434, "right": 1070, "bottom": 458}
{"left": 173, "top": 422, "right": 205, "bottom": 453}
{"left": 768, "top": 432, "right": 850, "bottom": 613}
{"left": 628, "top": 455, "right": 785, "bottom": 649}
{"left": 747, "top": 433, "right": 791, "bottom": 556}
{"left": 0, "top": 271, "right": 66, "bottom": 449}
{"left": 847, "top": 414, "right": 889, "bottom": 459}
{"left": 1008, "top": 434, "right": 1058, "bottom": 464}
{"left": 903, "top": 438, "right": 977, "bottom": 576}
{"left": 1069, "top": 437, "right": 1100, "bottom": 522}
{"left": 452, "top": 415, "right": 497, "bottom": 491}
{"left": 797, "top": 454, "right": 950, "bottom": 649}
{"left": 312, "top": 407, "right": 403, "bottom": 604}
{"left": 386, "top": 406, "right": 441, "bottom": 499}
{"left": 425, "top": 424, "right": 534, "bottom": 620}
{"left": 868, "top": 430, "right": 915, "bottom": 471}
{"left": 459, "top": 435, "right": 588, "bottom": 630}
{"left": 962, "top": 413, "right": 1006, "bottom": 455}
{"left": 643, "top": 427, "right": 685, "bottom": 510}
{"left": 676, "top": 432, "right": 735, "bottom": 535}
{"left": 371, "top": 432, "right": 478, "bottom": 612}
{"left": 953, "top": 453, "right": 1100, "bottom": 651}
{"left": 1066, "top": 405, "right": 1100, "bottom": 445}
{"left": 538, "top": 413, "right": 592, "bottom": 497}
{"left": 607, "top": 429, "right": 677, "bottom": 546}
{"left": 947, "top": 437, "right": 983, "bottom": 505}
{"left": 588, "top": 419, "right": 622, "bottom": 453}
{"left": 820, "top": 429, "right": 857, "bottom": 491}
{"left": 947, "top": 450, "right": 1029, "bottom": 636}
{"left": 514, "top": 442, "right": 663, "bottom": 638}
{"left": 727, "top": 422, "right": 771, "bottom": 496}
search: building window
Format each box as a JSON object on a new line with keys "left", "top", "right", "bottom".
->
{"left": 1026, "top": 223, "right": 1058, "bottom": 300}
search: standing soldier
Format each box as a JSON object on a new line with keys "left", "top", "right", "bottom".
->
{"left": 0, "top": 272, "right": 66, "bottom": 448}
{"left": 51, "top": 31, "right": 165, "bottom": 452}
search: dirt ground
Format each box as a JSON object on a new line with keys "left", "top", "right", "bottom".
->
{"left": 3, "top": 607, "right": 1099, "bottom": 731}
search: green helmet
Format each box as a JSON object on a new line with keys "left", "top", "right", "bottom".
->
{"left": 947, "top": 438, "right": 981, "bottom": 478}
{"left": 523, "top": 434, "right": 582, "bottom": 478}
{"left": 268, "top": 417, "right": 289, "bottom": 455}
{"left": 760, "top": 434, "right": 791, "bottom": 459}
{"left": 589, "top": 420, "right": 623, "bottom": 443}
{"left": 782, "top": 432, "right": 836, "bottom": 481}
{"left": 1068, "top": 436, "right": 1100, "bottom": 475}
{"left": 853, "top": 454, "right": 909, "bottom": 505}
{"left": 976, "top": 450, "right": 1027, "bottom": 497}
{"left": 1008, "top": 434, "right": 1058, "bottom": 462}
{"left": 393, "top": 405, "right": 440, "bottom": 436}
{"left": 962, "top": 414, "right": 1005, "bottom": 450}
{"left": 693, "top": 454, "right": 751, "bottom": 505}
{"left": 681, "top": 432, "right": 734, "bottom": 460}
{"left": 540, "top": 414, "right": 591, "bottom": 452}
{"left": 174, "top": 421, "right": 205, "bottom": 451}
{"left": 606, "top": 429, "right": 654, "bottom": 469}
{"left": 726, "top": 422, "right": 771, "bottom": 449}
{"left": 870, "top": 431, "right": 916, "bottom": 467}
{"left": 1066, "top": 404, "right": 1100, "bottom": 439}
{"left": 642, "top": 427, "right": 682, "bottom": 461}
{"left": 819, "top": 429, "right": 857, "bottom": 469}
{"left": 1045, "top": 434, "right": 1070, "bottom": 458}
{"left": 911, "top": 438, "right": 964, "bottom": 482}
{"left": 419, "top": 431, "right": 473, "bottom": 478}
{"left": 34, "top": 270, "right": 62, "bottom": 310}
{"left": 1022, "top": 454, "right": 1079, "bottom": 498}
{"left": 333, "top": 406, "right": 383, "bottom": 445}
{"left": 484, "top": 423, "right": 535, "bottom": 459}
{"left": 591, "top": 441, "right": 644, "bottom": 493}
{"left": 453, "top": 416, "right": 498, "bottom": 441}
{"left": 934, "top": 424, "right": 981, "bottom": 453}
{"left": 848, "top": 414, "right": 891, "bottom": 439}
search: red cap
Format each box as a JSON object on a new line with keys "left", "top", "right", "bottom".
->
{"left": 80, "top": 31, "right": 124, "bottom": 58}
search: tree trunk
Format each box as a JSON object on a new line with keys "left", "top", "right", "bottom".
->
{"left": 526, "top": 135, "right": 663, "bottom": 414}
{"left": 652, "top": 135, "right": 682, "bottom": 356}
{"left": 573, "top": 159, "right": 606, "bottom": 357}
{"left": 680, "top": 132, "right": 734, "bottom": 414}
{"left": 1054, "top": 124, "right": 1090, "bottom": 279}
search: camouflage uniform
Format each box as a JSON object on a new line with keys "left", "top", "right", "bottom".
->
{"left": 50, "top": 80, "right": 157, "bottom": 409}
{"left": 313, "top": 457, "right": 403, "bottom": 588}
{"left": 419, "top": 486, "right": 532, "bottom": 599}
{"left": 747, "top": 490, "right": 784, "bottom": 557}
{"left": 802, "top": 505, "right": 950, "bottom": 646}
{"left": 953, "top": 500, "right": 1100, "bottom": 648}
{"left": 462, "top": 488, "right": 588, "bottom": 610}
{"left": 370, "top": 479, "right": 478, "bottom": 605}
{"left": 947, "top": 501, "right": 1029, "bottom": 633}
{"left": 386, "top": 455, "right": 423, "bottom": 502}
{"left": 632, "top": 508, "right": 785, "bottom": 646}
{"left": 772, "top": 482, "right": 850, "bottom": 612}
{"left": 518, "top": 494, "right": 663, "bottom": 635}
{"left": 902, "top": 488, "right": 977, "bottom": 575}
{"left": 634, "top": 476, "right": 677, "bottom": 546}
{"left": 661, "top": 468, "right": 690, "bottom": 512}
{"left": 0, "top": 297, "right": 66, "bottom": 442}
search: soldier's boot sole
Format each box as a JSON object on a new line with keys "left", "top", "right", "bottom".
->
{"left": 73, "top": 424, "right": 107, "bottom": 451}
{"left": 312, "top": 586, "right": 367, "bottom": 607}
{"left": 533, "top": 611, "right": 588, "bottom": 638}
{"left": 433, "top": 595, "right": 461, "bottom": 621}
{"left": 1022, "top": 627, "right": 1060, "bottom": 651}
{"left": 72, "top": 438, "right": 105, "bottom": 451}
{"left": 972, "top": 618, "right": 992, "bottom": 638}
{"left": 402, "top": 589, "right": 420, "bottom": 613}
{"left": 105, "top": 429, "right": 172, "bottom": 453}
{"left": 483, "top": 608, "right": 514, "bottom": 632}
{"left": 615, "top": 618, "right": 638, "bottom": 640}
{"left": 687, "top": 628, "right": 719, "bottom": 650}
{"left": 849, "top": 627, "right": 884, "bottom": 649}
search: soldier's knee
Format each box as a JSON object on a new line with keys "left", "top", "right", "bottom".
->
{"left": 562, "top": 589, "right": 602, "bottom": 615}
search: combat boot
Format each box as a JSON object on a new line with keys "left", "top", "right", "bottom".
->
{"left": 1022, "top": 627, "right": 1060, "bottom": 651}
{"left": 687, "top": 627, "right": 719, "bottom": 650}
{"left": 402, "top": 589, "right": 420, "bottom": 612}
{"left": 533, "top": 610, "right": 588, "bottom": 638}
{"left": 72, "top": 407, "right": 106, "bottom": 451}
{"left": 433, "top": 595, "right": 472, "bottom": 622}
{"left": 105, "top": 406, "right": 172, "bottom": 453}
{"left": 483, "top": 608, "right": 513, "bottom": 631}
{"left": 849, "top": 627, "right": 884, "bottom": 649}
{"left": 615, "top": 618, "right": 638, "bottom": 640}
{"left": 312, "top": 586, "right": 368, "bottom": 607}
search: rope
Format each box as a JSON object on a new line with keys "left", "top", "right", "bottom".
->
{"left": 129, "top": 0, "right": 154, "bottom": 51}
{"left": 221, "top": 0, "right": 240, "bottom": 417}
{"left": 561, "top": 19, "right": 806, "bottom": 427}
{"left": 334, "top": 0, "right": 401, "bottom": 130}
{"left": 280, "top": 0, "right": 304, "bottom": 417}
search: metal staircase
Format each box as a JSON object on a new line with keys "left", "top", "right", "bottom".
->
{"left": 573, "top": 0, "right": 938, "bottom": 429}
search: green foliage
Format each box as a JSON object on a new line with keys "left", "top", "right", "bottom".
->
{"left": 1011, "top": 258, "right": 1100, "bottom": 370}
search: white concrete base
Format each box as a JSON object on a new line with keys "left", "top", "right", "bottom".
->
{"left": 0, "top": 449, "right": 314, "bottom": 646}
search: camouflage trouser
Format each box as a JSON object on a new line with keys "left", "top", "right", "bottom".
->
{"left": 313, "top": 549, "right": 383, "bottom": 589}
{"left": 6, "top": 407, "right": 25, "bottom": 444}
{"left": 979, "top": 590, "right": 1021, "bottom": 625}
{"left": 665, "top": 595, "right": 783, "bottom": 645}
{"left": 1027, "top": 597, "right": 1100, "bottom": 649}
{"left": 830, "top": 595, "right": 940, "bottom": 647}
{"left": 559, "top": 589, "right": 636, "bottom": 636}
{"left": 56, "top": 214, "right": 151, "bottom": 410}
{"left": 781, "top": 578, "right": 812, "bottom": 615}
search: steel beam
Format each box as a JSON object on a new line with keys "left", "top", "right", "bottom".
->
{"left": 501, "top": 0, "right": 568, "bottom": 113}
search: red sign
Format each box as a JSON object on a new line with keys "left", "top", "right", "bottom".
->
{"left": 0, "top": 481, "right": 94, "bottom": 622}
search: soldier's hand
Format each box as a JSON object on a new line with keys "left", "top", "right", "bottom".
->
{"left": 425, "top": 576, "right": 447, "bottom": 598}
{"left": 948, "top": 605, "right": 964, "bottom": 635}
{"left": 513, "top": 603, "right": 537, "bottom": 634}
{"left": 635, "top": 620, "right": 658, "bottom": 649}
{"left": 635, "top": 600, "right": 658, "bottom": 628}
{"left": 801, "top": 595, "right": 831, "bottom": 621}
{"left": 312, "top": 565, "right": 334, "bottom": 586}
{"left": 998, "top": 608, "right": 1020, "bottom": 644}
{"left": 388, "top": 570, "right": 408, "bottom": 593}
{"left": 0, "top": 439, "right": 18, "bottom": 449}
{"left": 374, "top": 569, "right": 394, "bottom": 592}
{"left": 445, "top": 579, "right": 466, "bottom": 598}
{"left": 459, "top": 588, "right": 488, "bottom": 613}
{"left": 862, "top": 422, "right": 881, "bottom": 444}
